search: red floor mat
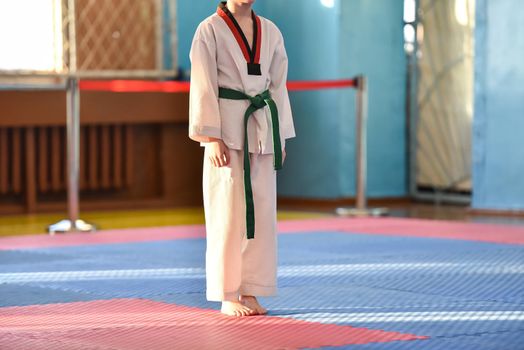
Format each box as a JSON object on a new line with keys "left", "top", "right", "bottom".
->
{"left": 0, "top": 298, "right": 427, "bottom": 350}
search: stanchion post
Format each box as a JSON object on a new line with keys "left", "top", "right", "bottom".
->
{"left": 355, "top": 75, "right": 367, "bottom": 211}
{"left": 336, "top": 75, "right": 388, "bottom": 217}
{"left": 47, "top": 78, "right": 97, "bottom": 234}
{"left": 68, "top": 77, "right": 80, "bottom": 224}
{"left": 47, "top": 0, "right": 96, "bottom": 234}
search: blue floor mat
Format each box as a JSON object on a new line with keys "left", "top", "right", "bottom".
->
{"left": 1, "top": 231, "right": 523, "bottom": 349}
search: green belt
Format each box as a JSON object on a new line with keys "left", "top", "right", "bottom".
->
{"left": 218, "top": 87, "right": 282, "bottom": 239}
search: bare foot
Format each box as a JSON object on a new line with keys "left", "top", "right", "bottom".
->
{"left": 240, "top": 295, "right": 267, "bottom": 315}
{"left": 221, "top": 300, "right": 256, "bottom": 317}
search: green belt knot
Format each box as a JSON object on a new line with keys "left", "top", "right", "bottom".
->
{"left": 218, "top": 86, "right": 283, "bottom": 240}
{"left": 249, "top": 91, "right": 270, "bottom": 109}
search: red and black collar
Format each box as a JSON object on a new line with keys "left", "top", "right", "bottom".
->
{"left": 217, "top": 1, "right": 262, "bottom": 76}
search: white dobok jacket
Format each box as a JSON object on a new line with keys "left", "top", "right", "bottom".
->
{"left": 189, "top": 9, "right": 296, "bottom": 154}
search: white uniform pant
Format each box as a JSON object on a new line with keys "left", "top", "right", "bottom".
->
{"left": 203, "top": 146, "right": 277, "bottom": 302}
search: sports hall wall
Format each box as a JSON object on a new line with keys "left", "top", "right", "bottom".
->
{"left": 177, "top": 0, "right": 408, "bottom": 200}
{"left": 3, "top": 1, "right": 522, "bottom": 213}
{"left": 472, "top": 0, "right": 524, "bottom": 211}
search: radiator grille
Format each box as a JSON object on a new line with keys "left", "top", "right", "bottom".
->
{"left": 0, "top": 125, "right": 133, "bottom": 196}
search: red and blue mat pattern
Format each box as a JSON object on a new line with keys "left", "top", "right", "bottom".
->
{"left": 1, "top": 217, "right": 523, "bottom": 349}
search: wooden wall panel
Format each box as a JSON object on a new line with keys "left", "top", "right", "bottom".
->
{"left": 50, "top": 127, "right": 62, "bottom": 192}
{"left": 127, "top": 124, "right": 160, "bottom": 197}
{"left": 0, "top": 91, "right": 190, "bottom": 126}
{"left": 161, "top": 124, "right": 204, "bottom": 206}
{"left": 24, "top": 128, "right": 36, "bottom": 212}
{"left": 113, "top": 125, "right": 123, "bottom": 189}
{"left": 0, "top": 128, "right": 8, "bottom": 194}
{"left": 124, "top": 125, "right": 134, "bottom": 187}
{"left": 100, "top": 125, "right": 111, "bottom": 189}
{"left": 0, "top": 90, "right": 204, "bottom": 214}
{"left": 80, "top": 127, "right": 87, "bottom": 190}
{"left": 11, "top": 129, "right": 21, "bottom": 194}
{"left": 88, "top": 126, "right": 98, "bottom": 190}
{"left": 38, "top": 128, "right": 49, "bottom": 192}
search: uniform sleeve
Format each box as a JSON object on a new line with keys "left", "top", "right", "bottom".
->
{"left": 269, "top": 30, "right": 296, "bottom": 146}
{"left": 188, "top": 27, "right": 221, "bottom": 143}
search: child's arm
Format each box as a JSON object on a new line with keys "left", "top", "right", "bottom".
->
{"left": 188, "top": 25, "right": 221, "bottom": 144}
{"left": 189, "top": 25, "right": 230, "bottom": 167}
{"left": 269, "top": 27, "right": 296, "bottom": 155}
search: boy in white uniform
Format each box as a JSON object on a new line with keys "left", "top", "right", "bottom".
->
{"left": 189, "top": 0, "right": 295, "bottom": 316}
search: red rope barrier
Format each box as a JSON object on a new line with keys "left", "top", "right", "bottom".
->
{"left": 79, "top": 80, "right": 191, "bottom": 93}
{"left": 286, "top": 79, "right": 357, "bottom": 91}
{"left": 78, "top": 78, "right": 357, "bottom": 93}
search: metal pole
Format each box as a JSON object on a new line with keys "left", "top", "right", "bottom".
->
{"left": 67, "top": 77, "right": 80, "bottom": 224}
{"left": 47, "top": 78, "right": 96, "bottom": 234}
{"left": 355, "top": 75, "right": 367, "bottom": 210}
{"left": 48, "top": 0, "right": 96, "bottom": 234}
{"left": 336, "top": 75, "right": 388, "bottom": 217}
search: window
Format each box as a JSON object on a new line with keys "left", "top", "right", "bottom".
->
{"left": 0, "top": 0, "right": 63, "bottom": 73}
{"left": 403, "top": 0, "right": 416, "bottom": 54}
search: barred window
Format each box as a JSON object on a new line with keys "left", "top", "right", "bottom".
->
{"left": 0, "top": 0, "right": 177, "bottom": 79}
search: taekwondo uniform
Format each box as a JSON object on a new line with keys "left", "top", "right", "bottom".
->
{"left": 189, "top": 2, "right": 295, "bottom": 302}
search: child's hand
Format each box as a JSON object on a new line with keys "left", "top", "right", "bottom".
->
{"left": 207, "top": 139, "right": 230, "bottom": 167}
